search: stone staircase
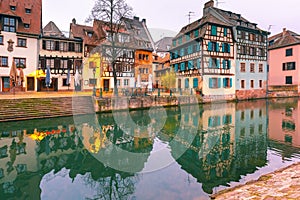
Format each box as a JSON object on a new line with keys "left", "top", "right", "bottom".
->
{"left": 0, "top": 96, "right": 95, "bottom": 122}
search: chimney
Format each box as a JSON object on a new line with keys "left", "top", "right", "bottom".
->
{"left": 283, "top": 28, "right": 287, "bottom": 36}
{"left": 72, "top": 18, "right": 76, "bottom": 24}
{"left": 133, "top": 16, "right": 139, "bottom": 21}
{"left": 142, "top": 19, "right": 146, "bottom": 24}
{"left": 203, "top": 0, "right": 214, "bottom": 16}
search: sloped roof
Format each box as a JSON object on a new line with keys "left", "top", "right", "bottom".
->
{"left": 0, "top": 0, "right": 42, "bottom": 35}
{"left": 155, "top": 37, "right": 173, "bottom": 52}
{"left": 69, "top": 21, "right": 105, "bottom": 46}
{"left": 122, "top": 17, "right": 154, "bottom": 51}
{"left": 268, "top": 29, "right": 300, "bottom": 50}
{"left": 43, "top": 21, "right": 65, "bottom": 38}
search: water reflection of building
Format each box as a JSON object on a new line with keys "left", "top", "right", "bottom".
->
{"left": 0, "top": 115, "right": 150, "bottom": 199}
{"left": 268, "top": 98, "right": 299, "bottom": 147}
{"left": 172, "top": 101, "right": 268, "bottom": 194}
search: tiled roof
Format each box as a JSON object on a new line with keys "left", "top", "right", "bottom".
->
{"left": 69, "top": 21, "right": 105, "bottom": 46}
{"left": 268, "top": 29, "right": 300, "bottom": 49}
{"left": 43, "top": 21, "right": 65, "bottom": 38}
{"left": 0, "top": 0, "right": 42, "bottom": 35}
{"left": 122, "top": 17, "right": 154, "bottom": 51}
{"left": 155, "top": 37, "right": 173, "bottom": 52}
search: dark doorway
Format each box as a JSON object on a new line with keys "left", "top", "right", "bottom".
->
{"left": 2, "top": 77, "right": 10, "bottom": 92}
{"left": 27, "top": 77, "right": 34, "bottom": 91}
{"left": 104, "top": 79, "right": 109, "bottom": 91}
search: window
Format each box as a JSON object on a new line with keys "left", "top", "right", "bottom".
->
{"left": 286, "top": 76, "right": 293, "bottom": 84}
{"left": 240, "top": 46, "right": 246, "bottom": 54}
{"left": 24, "top": 24, "right": 30, "bottom": 28}
{"left": 240, "top": 63, "right": 246, "bottom": 72}
{"left": 124, "top": 79, "right": 129, "bottom": 86}
{"left": 194, "top": 29, "right": 199, "bottom": 37}
{"left": 0, "top": 35, "right": 3, "bottom": 44}
{"left": 241, "top": 111, "right": 245, "bottom": 121}
{"left": 0, "top": 56, "right": 8, "bottom": 67}
{"left": 14, "top": 57, "right": 26, "bottom": 68}
{"left": 249, "top": 47, "right": 256, "bottom": 56}
{"left": 282, "top": 120, "right": 296, "bottom": 131}
{"left": 17, "top": 38, "right": 27, "bottom": 47}
{"left": 209, "top": 78, "right": 221, "bottom": 88}
{"left": 208, "top": 116, "right": 221, "bottom": 127}
{"left": 241, "top": 80, "right": 245, "bottom": 89}
{"left": 282, "top": 62, "right": 296, "bottom": 71}
{"left": 250, "top": 110, "right": 254, "bottom": 119}
{"left": 250, "top": 63, "right": 255, "bottom": 73}
{"left": 222, "top": 60, "right": 231, "bottom": 69}
{"left": 117, "top": 79, "right": 120, "bottom": 86}
{"left": 286, "top": 48, "right": 293, "bottom": 56}
{"left": 62, "top": 79, "right": 70, "bottom": 86}
{"left": 68, "top": 43, "right": 75, "bottom": 52}
{"left": 208, "top": 41, "right": 219, "bottom": 52}
{"left": 223, "top": 78, "right": 232, "bottom": 88}
{"left": 211, "top": 25, "right": 217, "bottom": 36}
{"left": 259, "top": 64, "right": 263, "bottom": 72}
{"left": 250, "top": 80, "right": 254, "bottom": 88}
{"left": 249, "top": 33, "right": 255, "bottom": 41}
{"left": 223, "top": 115, "right": 232, "bottom": 125}
{"left": 25, "top": 8, "right": 31, "bottom": 13}
{"left": 223, "top": 43, "right": 230, "bottom": 53}
{"left": 209, "top": 58, "right": 219, "bottom": 68}
{"left": 89, "top": 78, "right": 97, "bottom": 85}
{"left": 259, "top": 80, "right": 263, "bottom": 88}
{"left": 10, "top": 6, "right": 16, "bottom": 11}
{"left": 3, "top": 17, "right": 16, "bottom": 32}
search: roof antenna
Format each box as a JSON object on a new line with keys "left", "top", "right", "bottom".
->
{"left": 186, "top": 11, "right": 195, "bottom": 24}
{"left": 215, "top": 0, "right": 225, "bottom": 7}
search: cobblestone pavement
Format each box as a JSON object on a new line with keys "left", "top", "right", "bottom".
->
{"left": 211, "top": 162, "right": 300, "bottom": 200}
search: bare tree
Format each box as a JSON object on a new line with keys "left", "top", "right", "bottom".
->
{"left": 86, "top": 0, "right": 133, "bottom": 96}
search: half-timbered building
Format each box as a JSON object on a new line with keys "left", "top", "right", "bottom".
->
{"left": 170, "top": 0, "right": 235, "bottom": 98}
{"left": 0, "top": 0, "right": 42, "bottom": 92}
{"left": 212, "top": 6, "right": 269, "bottom": 99}
{"left": 38, "top": 21, "right": 83, "bottom": 91}
{"left": 122, "top": 17, "right": 155, "bottom": 89}
{"left": 69, "top": 19, "right": 104, "bottom": 92}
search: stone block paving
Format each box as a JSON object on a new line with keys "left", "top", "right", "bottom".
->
{"left": 212, "top": 162, "right": 300, "bottom": 200}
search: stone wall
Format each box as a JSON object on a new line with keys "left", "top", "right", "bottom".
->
{"left": 236, "top": 89, "right": 266, "bottom": 100}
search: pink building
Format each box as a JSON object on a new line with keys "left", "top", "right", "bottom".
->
{"left": 268, "top": 28, "right": 300, "bottom": 95}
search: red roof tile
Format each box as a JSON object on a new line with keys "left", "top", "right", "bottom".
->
{"left": 0, "top": 0, "right": 42, "bottom": 35}
{"left": 268, "top": 29, "right": 300, "bottom": 49}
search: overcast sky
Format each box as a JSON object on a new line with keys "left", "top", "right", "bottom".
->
{"left": 43, "top": 0, "right": 299, "bottom": 37}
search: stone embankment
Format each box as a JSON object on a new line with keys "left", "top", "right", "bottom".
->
{"left": 0, "top": 96, "right": 94, "bottom": 122}
{"left": 211, "top": 162, "right": 300, "bottom": 200}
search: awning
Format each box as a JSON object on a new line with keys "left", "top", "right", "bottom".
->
{"left": 27, "top": 69, "right": 46, "bottom": 78}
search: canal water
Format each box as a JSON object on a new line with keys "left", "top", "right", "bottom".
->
{"left": 0, "top": 98, "right": 300, "bottom": 199}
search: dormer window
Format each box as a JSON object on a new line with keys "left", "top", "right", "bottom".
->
{"left": 25, "top": 8, "right": 31, "bottom": 14}
{"left": 87, "top": 32, "right": 92, "bottom": 37}
{"left": 24, "top": 24, "right": 30, "bottom": 28}
{"left": 10, "top": 6, "right": 16, "bottom": 11}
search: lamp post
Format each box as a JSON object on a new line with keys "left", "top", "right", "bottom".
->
{"left": 93, "top": 67, "right": 96, "bottom": 96}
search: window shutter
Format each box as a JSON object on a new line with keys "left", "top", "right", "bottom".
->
{"left": 175, "top": 64, "right": 178, "bottom": 72}
{"left": 218, "top": 78, "right": 221, "bottom": 88}
{"left": 181, "top": 63, "right": 185, "bottom": 71}
{"left": 228, "top": 60, "right": 231, "bottom": 69}
{"left": 193, "top": 78, "right": 198, "bottom": 88}
{"left": 224, "top": 28, "right": 227, "bottom": 36}
{"left": 217, "top": 59, "right": 220, "bottom": 68}
{"left": 282, "top": 63, "right": 285, "bottom": 71}
{"left": 209, "top": 58, "right": 212, "bottom": 68}
{"left": 185, "top": 78, "right": 189, "bottom": 88}
{"left": 222, "top": 60, "right": 226, "bottom": 69}
{"left": 197, "top": 43, "right": 200, "bottom": 51}
{"left": 188, "top": 61, "right": 193, "bottom": 69}
{"left": 222, "top": 43, "right": 225, "bottom": 52}
{"left": 230, "top": 78, "right": 232, "bottom": 87}
{"left": 216, "top": 43, "right": 219, "bottom": 52}
{"left": 227, "top": 43, "right": 231, "bottom": 53}
{"left": 209, "top": 78, "right": 212, "bottom": 88}
{"left": 208, "top": 42, "right": 212, "bottom": 51}
{"left": 41, "top": 58, "right": 46, "bottom": 69}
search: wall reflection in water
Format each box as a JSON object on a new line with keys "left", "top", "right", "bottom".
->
{"left": 0, "top": 98, "right": 300, "bottom": 198}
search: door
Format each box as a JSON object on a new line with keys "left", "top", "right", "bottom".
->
{"left": 27, "top": 77, "right": 34, "bottom": 91}
{"left": 104, "top": 79, "right": 109, "bottom": 91}
{"left": 2, "top": 77, "right": 10, "bottom": 92}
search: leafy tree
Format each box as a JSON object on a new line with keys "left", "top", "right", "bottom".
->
{"left": 161, "top": 69, "right": 176, "bottom": 90}
{"left": 87, "top": 0, "right": 133, "bottom": 96}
